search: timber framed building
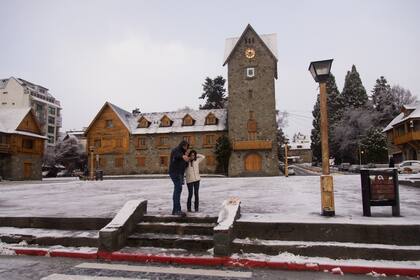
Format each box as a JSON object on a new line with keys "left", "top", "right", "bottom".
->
{"left": 0, "top": 108, "right": 46, "bottom": 180}
{"left": 85, "top": 24, "right": 279, "bottom": 176}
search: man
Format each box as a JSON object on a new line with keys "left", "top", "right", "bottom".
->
{"left": 169, "top": 140, "right": 190, "bottom": 216}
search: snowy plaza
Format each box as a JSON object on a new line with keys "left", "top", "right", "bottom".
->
{"left": 1, "top": 175, "right": 419, "bottom": 225}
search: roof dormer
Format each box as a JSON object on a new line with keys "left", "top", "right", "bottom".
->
{"left": 160, "top": 115, "right": 173, "bottom": 127}
{"left": 205, "top": 112, "right": 218, "bottom": 125}
{"left": 137, "top": 116, "right": 151, "bottom": 128}
{"left": 182, "top": 114, "right": 195, "bottom": 126}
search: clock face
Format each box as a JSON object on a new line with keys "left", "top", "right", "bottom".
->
{"left": 245, "top": 48, "right": 256, "bottom": 59}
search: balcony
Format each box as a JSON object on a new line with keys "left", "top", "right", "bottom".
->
{"left": 0, "top": 143, "right": 10, "bottom": 154}
{"left": 233, "top": 140, "right": 272, "bottom": 151}
{"left": 394, "top": 131, "right": 420, "bottom": 145}
{"left": 56, "top": 116, "right": 62, "bottom": 127}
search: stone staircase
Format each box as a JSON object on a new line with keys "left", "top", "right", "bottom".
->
{"left": 232, "top": 220, "right": 420, "bottom": 261}
{"left": 127, "top": 214, "right": 217, "bottom": 252}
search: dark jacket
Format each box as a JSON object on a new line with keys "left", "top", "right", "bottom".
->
{"left": 169, "top": 141, "right": 188, "bottom": 176}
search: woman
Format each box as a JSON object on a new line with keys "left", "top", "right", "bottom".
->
{"left": 185, "top": 150, "right": 205, "bottom": 212}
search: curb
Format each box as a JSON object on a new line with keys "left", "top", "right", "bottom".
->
{"left": 10, "top": 247, "right": 420, "bottom": 277}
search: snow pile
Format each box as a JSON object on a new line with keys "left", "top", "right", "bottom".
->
{"left": 331, "top": 267, "right": 344, "bottom": 275}
{"left": 215, "top": 197, "right": 240, "bottom": 231}
{"left": 231, "top": 251, "right": 420, "bottom": 269}
{"left": 366, "top": 271, "right": 387, "bottom": 277}
{"left": 0, "top": 241, "right": 16, "bottom": 255}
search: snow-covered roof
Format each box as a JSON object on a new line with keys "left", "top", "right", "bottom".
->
{"left": 131, "top": 108, "right": 227, "bottom": 135}
{"left": 102, "top": 102, "right": 227, "bottom": 135}
{"left": 0, "top": 107, "right": 46, "bottom": 139}
{"left": 223, "top": 24, "right": 278, "bottom": 66}
{"left": 289, "top": 142, "right": 311, "bottom": 150}
{"left": 383, "top": 102, "right": 420, "bottom": 132}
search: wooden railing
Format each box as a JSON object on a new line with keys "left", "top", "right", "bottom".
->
{"left": 233, "top": 140, "right": 272, "bottom": 151}
{"left": 394, "top": 131, "right": 420, "bottom": 145}
{"left": 0, "top": 143, "right": 10, "bottom": 154}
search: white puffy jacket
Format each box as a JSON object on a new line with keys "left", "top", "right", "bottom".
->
{"left": 185, "top": 154, "right": 205, "bottom": 184}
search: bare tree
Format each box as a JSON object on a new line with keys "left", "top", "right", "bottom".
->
{"left": 391, "top": 85, "right": 417, "bottom": 109}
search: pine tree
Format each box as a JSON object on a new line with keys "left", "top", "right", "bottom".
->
{"left": 341, "top": 65, "right": 368, "bottom": 108}
{"left": 310, "top": 74, "right": 342, "bottom": 163}
{"left": 371, "top": 76, "right": 397, "bottom": 127}
{"left": 199, "top": 76, "right": 227, "bottom": 109}
{"left": 360, "top": 128, "right": 389, "bottom": 164}
{"left": 214, "top": 135, "right": 232, "bottom": 175}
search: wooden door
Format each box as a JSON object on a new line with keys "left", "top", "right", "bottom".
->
{"left": 23, "top": 162, "right": 32, "bottom": 179}
{"left": 244, "top": 153, "right": 262, "bottom": 172}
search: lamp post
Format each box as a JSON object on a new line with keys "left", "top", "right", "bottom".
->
{"left": 308, "top": 59, "right": 335, "bottom": 216}
{"left": 89, "top": 146, "right": 95, "bottom": 180}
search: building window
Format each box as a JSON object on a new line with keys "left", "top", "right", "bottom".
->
{"left": 205, "top": 113, "right": 217, "bottom": 125}
{"left": 203, "top": 134, "right": 216, "bottom": 146}
{"left": 115, "top": 157, "right": 124, "bottom": 168}
{"left": 115, "top": 138, "right": 123, "bottom": 148}
{"left": 137, "top": 156, "right": 146, "bottom": 167}
{"left": 160, "top": 115, "right": 172, "bottom": 127}
{"left": 48, "top": 116, "right": 55, "bottom": 125}
{"left": 183, "top": 135, "right": 194, "bottom": 146}
{"left": 94, "top": 139, "right": 101, "bottom": 148}
{"left": 1, "top": 102, "right": 6, "bottom": 105}
{"left": 99, "top": 158, "right": 107, "bottom": 168}
{"left": 137, "top": 117, "right": 150, "bottom": 128}
{"left": 48, "top": 107, "right": 56, "bottom": 115}
{"left": 48, "top": 136, "right": 54, "bottom": 144}
{"left": 182, "top": 115, "right": 195, "bottom": 126}
{"left": 2, "top": 92, "right": 7, "bottom": 94}
{"left": 157, "top": 136, "right": 169, "bottom": 147}
{"left": 160, "top": 155, "right": 169, "bottom": 167}
{"left": 36, "top": 104, "right": 43, "bottom": 111}
{"left": 137, "top": 137, "right": 147, "bottom": 149}
{"left": 206, "top": 155, "right": 215, "bottom": 166}
{"left": 246, "top": 67, "right": 255, "bottom": 78}
{"left": 105, "top": 120, "right": 113, "bottom": 128}
{"left": 48, "top": 126, "right": 55, "bottom": 134}
{"left": 22, "top": 139, "right": 34, "bottom": 149}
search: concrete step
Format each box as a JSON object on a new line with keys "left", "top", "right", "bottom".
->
{"left": 135, "top": 222, "right": 215, "bottom": 236}
{"left": 0, "top": 217, "right": 111, "bottom": 230}
{"left": 235, "top": 221, "right": 420, "bottom": 246}
{"left": 0, "top": 227, "right": 99, "bottom": 247}
{"left": 142, "top": 214, "right": 217, "bottom": 224}
{"left": 127, "top": 232, "right": 214, "bottom": 252}
{"left": 233, "top": 238, "right": 420, "bottom": 261}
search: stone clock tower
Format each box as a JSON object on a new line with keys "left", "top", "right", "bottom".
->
{"left": 223, "top": 24, "right": 279, "bottom": 176}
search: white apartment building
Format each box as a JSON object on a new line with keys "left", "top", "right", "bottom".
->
{"left": 0, "top": 77, "right": 62, "bottom": 145}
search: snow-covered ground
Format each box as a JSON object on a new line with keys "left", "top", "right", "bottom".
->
{"left": 0, "top": 175, "right": 420, "bottom": 224}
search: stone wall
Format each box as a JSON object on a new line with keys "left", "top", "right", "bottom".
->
{"left": 227, "top": 27, "right": 279, "bottom": 176}
{"left": 91, "top": 131, "right": 226, "bottom": 175}
{"left": 1, "top": 154, "right": 42, "bottom": 180}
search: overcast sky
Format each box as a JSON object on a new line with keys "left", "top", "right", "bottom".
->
{"left": 1, "top": 0, "right": 419, "bottom": 137}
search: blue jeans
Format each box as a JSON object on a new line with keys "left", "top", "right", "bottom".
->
{"left": 170, "top": 174, "right": 183, "bottom": 213}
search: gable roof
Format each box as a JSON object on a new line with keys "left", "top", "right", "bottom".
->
{"left": 0, "top": 108, "right": 46, "bottom": 139}
{"left": 383, "top": 102, "right": 420, "bottom": 132}
{"left": 223, "top": 24, "right": 278, "bottom": 66}
{"left": 84, "top": 102, "right": 132, "bottom": 134}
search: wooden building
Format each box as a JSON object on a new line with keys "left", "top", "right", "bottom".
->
{"left": 383, "top": 102, "right": 420, "bottom": 162}
{"left": 84, "top": 103, "right": 226, "bottom": 175}
{"left": 0, "top": 108, "right": 46, "bottom": 180}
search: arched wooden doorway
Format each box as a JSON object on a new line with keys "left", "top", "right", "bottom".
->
{"left": 244, "top": 153, "right": 262, "bottom": 172}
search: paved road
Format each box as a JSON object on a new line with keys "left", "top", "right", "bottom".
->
{"left": 0, "top": 255, "right": 409, "bottom": 280}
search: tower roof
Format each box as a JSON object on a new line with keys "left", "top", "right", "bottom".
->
{"left": 223, "top": 24, "right": 278, "bottom": 66}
